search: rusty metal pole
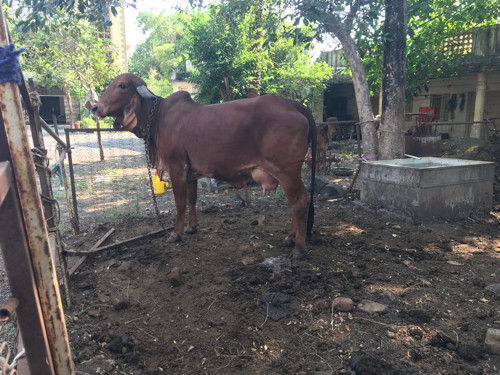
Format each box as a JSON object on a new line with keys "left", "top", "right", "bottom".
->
{"left": 26, "top": 79, "right": 72, "bottom": 307}
{"left": 0, "top": 6, "right": 75, "bottom": 375}
{"left": 0, "top": 163, "right": 55, "bottom": 375}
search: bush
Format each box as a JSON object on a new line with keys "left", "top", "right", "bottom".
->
{"left": 79, "top": 116, "right": 96, "bottom": 128}
{"left": 78, "top": 116, "right": 114, "bottom": 129}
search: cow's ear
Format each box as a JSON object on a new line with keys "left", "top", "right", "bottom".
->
{"left": 122, "top": 93, "right": 141, "bottom": 129}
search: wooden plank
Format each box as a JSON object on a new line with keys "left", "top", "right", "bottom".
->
{"left": 63, "top": 229, "right": 167, "bottom": 257}
{"left": 67, "top": 228, "right": 115, "bottom": 277}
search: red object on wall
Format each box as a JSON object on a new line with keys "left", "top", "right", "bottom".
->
{"left": 418, "top": 107, "right": 436, "bottom": 122}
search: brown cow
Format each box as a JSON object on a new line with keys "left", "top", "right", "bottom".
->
{"left": 316, "top": 118, "right": 340, "bottom": 173}
{"left": 92, "top": 73, "right": 317, "bottom": 259}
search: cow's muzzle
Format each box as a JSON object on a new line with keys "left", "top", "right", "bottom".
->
{"left": 91, "top": 105, "right": 98, "bottom": 114}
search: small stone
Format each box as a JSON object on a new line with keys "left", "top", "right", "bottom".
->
{"left": 386, "top": 330, "right": 396, "bottom": 339}
{"left": 332, "top": 297, "right": 354, "bottom": 312}
{"left": 169, "top": 267, "right": 183, "bottom": 287}
{"left": 485, "top": 283, "right": 500, "bottom": 295}
{"left": 358, "top": 300, "right": 388, "bottom": 315}
{"left": 87, "top": 309, "right": 101, "bottom": 318}
{"left": 381, "top": 289, "right": 398, "bottom": 301}
{"left": 485, "top": 328, "right": 500, "bottom": 355}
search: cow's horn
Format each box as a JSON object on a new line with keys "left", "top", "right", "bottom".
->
{"left": 137, "top": 85, "right": 156, "bottom": 99}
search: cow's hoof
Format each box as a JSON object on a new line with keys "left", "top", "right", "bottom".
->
{"left": 166, "top": 235, "right": 181, "bottom": 243}
{"left": 185, "top": 225, "right": 198, "bottom": 234}
{"left": 289, "top": 243, "right": 305, "bottom": 261}
{"left": 282, "top": 237, "right": 294, "bottom": 247}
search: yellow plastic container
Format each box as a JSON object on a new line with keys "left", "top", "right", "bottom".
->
{"left": 152, "top": 172, "right": 165, "bottom": 194}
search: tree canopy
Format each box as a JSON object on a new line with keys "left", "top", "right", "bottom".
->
{"left": 176, "top": 1, "right": 333, "bottom": 104}
{"left": 8, "top": 7, "right": 119, "bottom": 95}
{"left": 11, "top": 0, "right": 137, "bottom": 33}
{"left": 128, "top": 11, "right": 187, "bottom": 97}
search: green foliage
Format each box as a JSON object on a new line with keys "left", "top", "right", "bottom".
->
{"left": 180, "top": 4, "right": 249, "bottom": 102}
{"left": 79, "top": 116, "right": 96, "bottom": 128}
{"left": 9, "top": 7, "right": 119, "bottom": 95}
{"left": 181, "top": 1, "right": 333, "bottom": 104}
{"left": 100, "top": 117, "right": 115, "bottom": 128}
{"left": 13, "top": 0, "right": 137, "bottom": 33}
{"left": 128, "top": 11, "right": 187, "bottom": 97}
{"left": 261, "top": 29, "right": 333, "bottom": 104}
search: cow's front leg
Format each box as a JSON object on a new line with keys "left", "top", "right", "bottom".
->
{"left": 185, "top": 179, "right": 198, "bottom": 234}
{"left": 167, "top": 171, "right": 188, "bottom": 243}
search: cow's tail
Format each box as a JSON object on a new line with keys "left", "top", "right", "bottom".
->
{"left": 297, "top": 103, "right": 316, "bottom": 239}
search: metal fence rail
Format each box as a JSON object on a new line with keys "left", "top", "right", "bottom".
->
{"left": 62, "top": 128, "right": 176, "bottom": 232}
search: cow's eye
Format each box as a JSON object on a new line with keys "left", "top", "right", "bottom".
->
{"left": 118, "top": 84, "right": 127, "bottom": 90}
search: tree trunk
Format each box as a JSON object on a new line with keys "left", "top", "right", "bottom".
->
{"left": 246, "top": 71, "right": 261, "bottom": 98}
{"left": 64, "top": 87, "right": 75, "bottom": 128}
{"left": 333, "top": 26, "right": 378, "bottom": 160}
{"left": 379, "top": 0, "right": 407, "bottom": 160}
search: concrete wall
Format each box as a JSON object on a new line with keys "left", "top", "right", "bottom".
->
{"left": 172, "top": 81, "right": 197, "bottom": 95}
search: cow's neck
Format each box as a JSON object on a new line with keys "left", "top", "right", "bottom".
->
{"left": 132, "top": 98, "right": 158, "bottom": 138}
{"left": 137, "top": 97, "right": 162, "bottom": 168}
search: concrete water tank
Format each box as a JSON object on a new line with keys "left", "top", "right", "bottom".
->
{"left": 360, "top": 157, "right": 495, "bottom": 219}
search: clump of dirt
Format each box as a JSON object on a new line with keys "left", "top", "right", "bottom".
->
{"left": 65, "top": 181, "right": 500, "bottom": 375}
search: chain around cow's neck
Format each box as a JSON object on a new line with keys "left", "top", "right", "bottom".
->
{"left": 144, "top": 97, "right": 166, "bottom": 232}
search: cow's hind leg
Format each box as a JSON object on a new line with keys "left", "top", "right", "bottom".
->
{"left": 279, "top": 174, "right": 309, "bottom": 260}
{"left": 185, "top": 179, "right": 199, "bottom": 234}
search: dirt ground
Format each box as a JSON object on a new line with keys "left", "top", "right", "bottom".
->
{"left": 63, "top": 161, "right": 500, "bottom": 375}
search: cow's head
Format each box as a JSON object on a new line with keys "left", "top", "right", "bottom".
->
{"left": 92, "top": 73, "right": 156, "bottom": 132}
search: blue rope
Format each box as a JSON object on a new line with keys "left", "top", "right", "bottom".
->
{"left": 0, "top": 43, "right": 27, "bottom": 85}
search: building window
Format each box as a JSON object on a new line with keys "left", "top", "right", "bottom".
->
{"left": 430, "top": 94, "right": 450, "bottom": 122}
